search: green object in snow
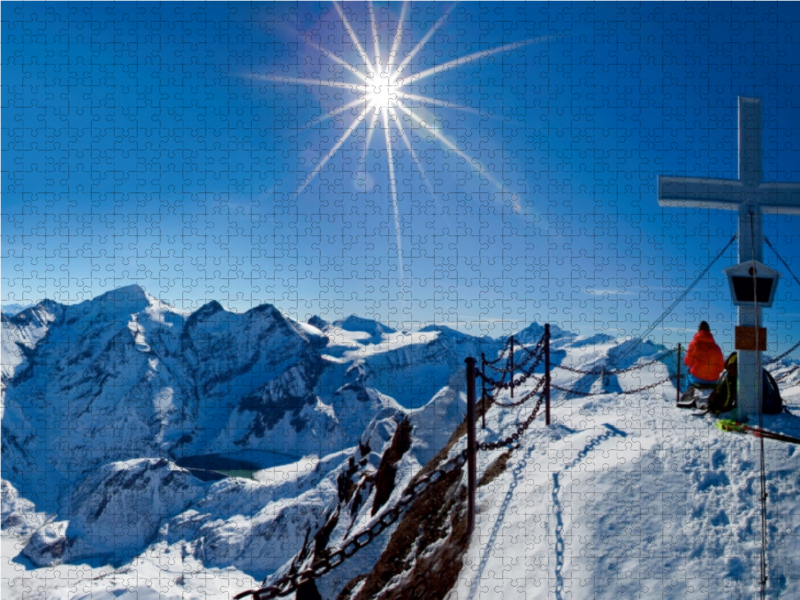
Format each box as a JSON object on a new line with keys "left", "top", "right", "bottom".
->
{"left": 716, "top": 419, "right": 800, "bottom": 445}
{"left": 717, "top": 419, "right": 747, "bottom": 435}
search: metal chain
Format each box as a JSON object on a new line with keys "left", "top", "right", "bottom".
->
{"left": 478, "top": 388, "right": 545, "bottom": 451}
{"left": 479, "top": 347, "right": 545, "bottom": 389}
{"left": 483, "top": 335, "right": 516, "bottom": 366}
{"left": 484, "top": 336, "right": 545, "bottom": 374}
{"left": 481, "top": 364, "right": 540, "bottom": 390}
{"left": 516, "top": 338, "right": 546, "bottom": 359}
{"left": 234, "top": 450, "right": 468, "bottom": 600}
{"left": 554, "top": 349, "right": 676, "bottom": 376}
{"left": 551, "top": 376, "right": 672, "bottom": 398}
{"left": 485, "top": 360, "right": 515, "bottom": 374}
{"left": 237, "top": 331, "right": 692, "bottom": 600}
{"left": 491, "top": 375, "right": 546, "bottom": 408}
{"left": 765, "top": 338, "right": 800, "bottom": 366}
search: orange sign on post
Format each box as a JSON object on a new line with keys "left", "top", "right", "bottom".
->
{"left": 735, "top": 326, "right": 767, "bottom": 351}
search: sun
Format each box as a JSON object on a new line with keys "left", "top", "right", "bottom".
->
{"left": 260, "top": 1, "right": 535, "bottom": 200}
{"left": 257, "top": 1, "right": 538, "bottom": 296}
{"left": 365, "top": 72, "right": 396, "bottom": 112}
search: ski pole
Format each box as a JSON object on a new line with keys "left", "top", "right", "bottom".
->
{"left": 717, "top": 419, "right": 800, "bottom": 445}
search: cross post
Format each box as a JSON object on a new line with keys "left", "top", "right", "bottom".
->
{"left": 658, "top": 97, "right": 800, "bottom": 421}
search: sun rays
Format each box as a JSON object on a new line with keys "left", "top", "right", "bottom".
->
{"left": 256, "top": 1, "right": 543, "bottom": 300}
{"left": 261, "top": 2, "right": 537, "bottom": 200}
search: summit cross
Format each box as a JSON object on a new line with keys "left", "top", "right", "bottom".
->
{"left": 658, "top": 96, "right": 800, "bottom": 420}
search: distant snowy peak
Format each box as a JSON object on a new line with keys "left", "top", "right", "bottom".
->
{"left": 333, "top": 314, "right": 398, "bottom": 336}
{"left": 327, "top": 315, "right": 399, "bottom": 347}
{"left": 307, "top": 315, "right": 329, "bottom": 330}
{"left": 769, "top": 359, "right": 800, "bottom": 388}
{"left": 511, "top": 321, "right": 572, "bottom": 345}
{"left": 1, "top": 302, "right": 33, "bottom": 316}
{"left": 606, "top": 336, "right": 668, "bottom": 363}
{"left": 419, "top": 324, "right": 493, "bottom": 343}
{"left": 571, "top": 332, "right": 617, "bottom": 347}
{"left": 3, "top": 298, "right": 65, "bottom": 327}
{"left": 79, "top": 284, "right": 158, "bottom": 318}
{"left": 1, "top": 299, "right": 67, "bottom": 389}
{"left": 318, "top": 314, "right": 401, "bottom": 351}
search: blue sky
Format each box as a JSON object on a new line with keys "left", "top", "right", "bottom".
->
{"left": 3, "top": 2, "right": 800, "bottom": 353}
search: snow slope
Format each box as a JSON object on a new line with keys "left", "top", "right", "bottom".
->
{"left": 339, "top": 342, "right": 800, "bottom": 599}
{"left": 5, "top": 287, "right": 800, "bottom": 600}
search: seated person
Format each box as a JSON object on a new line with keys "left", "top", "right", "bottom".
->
{"left": 684, "top": 321, "right": 725, "bottom": 385}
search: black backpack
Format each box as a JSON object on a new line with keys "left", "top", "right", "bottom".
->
{"left": 707, "top": 353, "right": 738, "bottom": 414}
{"left": 706, "top": 352, "right": 784, "bottom": 415}
{"left": 762, "top": 369, "right": 784, "bottom": 415}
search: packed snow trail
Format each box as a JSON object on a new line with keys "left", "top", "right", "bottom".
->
{"left": 452, "top": 352, "right": 800, "bottom": 600}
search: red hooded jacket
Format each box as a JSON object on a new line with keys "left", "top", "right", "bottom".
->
{"left": 684, "top": 330, "right": 725, "bottom": 381}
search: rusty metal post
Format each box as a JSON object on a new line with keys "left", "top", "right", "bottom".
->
{"left": 545, "top": 324, "right": 551, "bottom": 426}
{"left": 510, "top": 336, "right": 515, "bottom": 398}
{"left": 465, "top": 357, "right": 477, "bottom": 537}
{"left": 481, "top": 353, "right": 487, "bottom": 430}
{"left": 676, "top": 343, "right": 682, "bottom": 405}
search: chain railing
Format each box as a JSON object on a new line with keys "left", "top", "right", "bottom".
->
{"left": 550, "top": 377, "right": 673, "bottom": 397}
{"left": 477, "top": 327, "right": 679, "bottom": 411}
{"left": 238, "top": 321, "right": 795, "bottom": 600}
{"left": 489, "top": 376, "right": 546, "bottom": 408}
{"left": 478, "top": 388, "right": 545, "bottom": 451}
{"left": 234, "top": 448, "right": 469, "bottom": 600}
{"left": 478, "top": 339, "right": 545, "bottom": 389}
{"left": 554, "top": 349, "right": 676, "bottom": 376}
{"left": 765, "top": 339, "right": 800, "bottom": 366}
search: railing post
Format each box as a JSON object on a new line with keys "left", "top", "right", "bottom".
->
{"left": 676, "top": 343, "right": 682, "bottom": 405}
{"left": 481, "top": 353, "right": 487, "bottom": 430}
{"left": 465, "top": 357, "right": 477, "bottom": 537}
{"left": 545, "top": 324, "right": 551, "bottom": 426}
{"left": 510, "top": 336, "right": 515, "bottom": 398}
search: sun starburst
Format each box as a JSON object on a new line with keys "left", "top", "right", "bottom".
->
{"left": 261, "top": 1, "right": 538, "bottom": 197}
{"left": 257, "top": 1, "right": 544, "bottom": 296}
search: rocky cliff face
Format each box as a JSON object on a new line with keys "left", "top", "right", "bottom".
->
{"left": 1, "top": 287, "right": 376, "bottom": 505}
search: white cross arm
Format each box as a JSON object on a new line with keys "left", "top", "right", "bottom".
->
{"left": 657, "top": 176, "right": 744, "bottom": 210}
{"left": 658, "top": 176, "right": 800, "bottom": 214}
{"left": 758, "top": 182, "right": 800, "bottom": 215}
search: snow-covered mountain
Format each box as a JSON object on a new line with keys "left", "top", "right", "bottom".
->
{"left": 0, "top": 287, "right": 504, "bottom": 578}
{"left": 1, "top": 303, "right": 35, "bottom": 316}
{"left": 4, "top": 286, "right": 800, "bottom": 600}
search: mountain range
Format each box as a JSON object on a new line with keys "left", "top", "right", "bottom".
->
{"left": 4, "top": 285, "right": 799, "bottom": 599}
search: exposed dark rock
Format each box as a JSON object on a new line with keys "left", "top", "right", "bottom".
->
{"left": 337, "top": 457, "right": 360, "bottom": 504}
{"left": 346, "top": 464, "right": 468, "bottom": 600}
{"left": 358, "top": 439, "right": 371, "bottom": 457}
{"left": 313, "top": 509, "right": 340, "bottom": 557}
{"left": 296, "top": 580, "right": 324, "bottom": 600}
{"left": 479, "top": 449, "right": 512, "bottom": 487}
{"left": 307, "top": 315, "right": 329, "bottom": 330}
{"left": 371, "top": 418, "right": 412, "bottom": 516}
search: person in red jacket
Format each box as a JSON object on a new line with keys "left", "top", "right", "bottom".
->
{"left": 684, "top": 321, "right": 725, "bottom": 385}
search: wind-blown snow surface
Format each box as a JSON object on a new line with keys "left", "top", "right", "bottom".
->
{"left": 444, "top": 349, "right": 800, "bottom": 600}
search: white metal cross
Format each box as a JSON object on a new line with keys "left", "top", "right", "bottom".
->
{"left": 658, "top": 97, "right": 800, "bottom": 419}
